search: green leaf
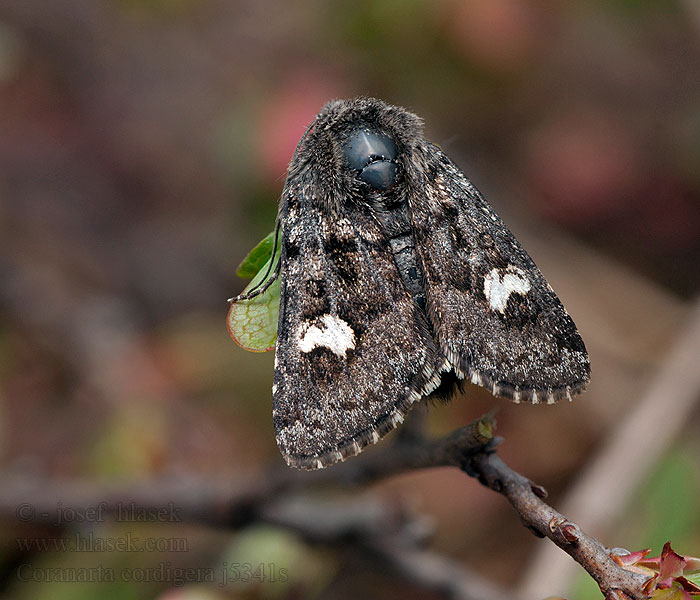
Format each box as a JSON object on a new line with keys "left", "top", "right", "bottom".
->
{"left": 227, "top": 235, "right": 280, "bottom": 353}
{"left": 236, "top": 230, "right": 276, "bottom": 279}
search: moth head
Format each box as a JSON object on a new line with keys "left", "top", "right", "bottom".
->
{"left": 286, "top": 98, "right": 424, "bottom": 208}
{"left": 342, "top": 129, "right": 399, "bottom": 191}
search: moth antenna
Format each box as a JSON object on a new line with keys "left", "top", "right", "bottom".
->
{"left": 228, "top": 220, "right": 282, "bottom": 303}
{"left": 228, "top": 118, "right": 313, "bottom": 305}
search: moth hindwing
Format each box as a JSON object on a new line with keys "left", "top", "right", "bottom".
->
{"left": 231, "top": 97, "right": 590, "bottom": 470}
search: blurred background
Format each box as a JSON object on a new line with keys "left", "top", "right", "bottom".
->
{"left": 0, "top": 0, "right": 698, "bottom": 599}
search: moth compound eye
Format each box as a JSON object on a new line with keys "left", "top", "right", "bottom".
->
{"left": 343, "top": 129, "right": 398, "bottom": 190}
{"left": 343, "top": 129, "right": 398, "bottom": 170}
{"left": 359, "top": 161, "right": 397, "bottom": 190}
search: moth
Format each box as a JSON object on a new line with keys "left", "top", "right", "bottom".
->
{"left": 230, "top": 97, "right": 590, "bottom": 470}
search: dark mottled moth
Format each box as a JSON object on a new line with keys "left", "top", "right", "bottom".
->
{"left": 229, "top": 97, "right": 590, "bottom": 470}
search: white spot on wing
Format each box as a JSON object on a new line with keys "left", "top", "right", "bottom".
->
{"left": 297, "top": 314, "right": 356, "bottom": 358}
{"left": 483, "top": 266, "right": 531, "bottom": 314}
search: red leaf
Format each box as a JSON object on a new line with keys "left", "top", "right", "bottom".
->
{"left": 612, "top": 548, "right": 652, "bottom": 567}
{"left": 659, "top": 543, "right": 687, "bottom": 581}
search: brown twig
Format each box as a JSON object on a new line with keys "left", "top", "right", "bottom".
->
{"left": 521, "top": 297, "right": 700, "bottom": 598}
{"left": 0, "top": 414, "right": 494, "bottom": 530}
{"left": 0, "top": 412, "right": 651, "bottom": 599}
{"left": 464, "top": 452, "right": 651, "bottom": 600}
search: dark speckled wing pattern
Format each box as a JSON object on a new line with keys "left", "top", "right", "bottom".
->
{"left": 410, "top": 144, "right": 590, "bottom": 403}
{"left": 272, "top": 174, "right": 442, "bottom": 470}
